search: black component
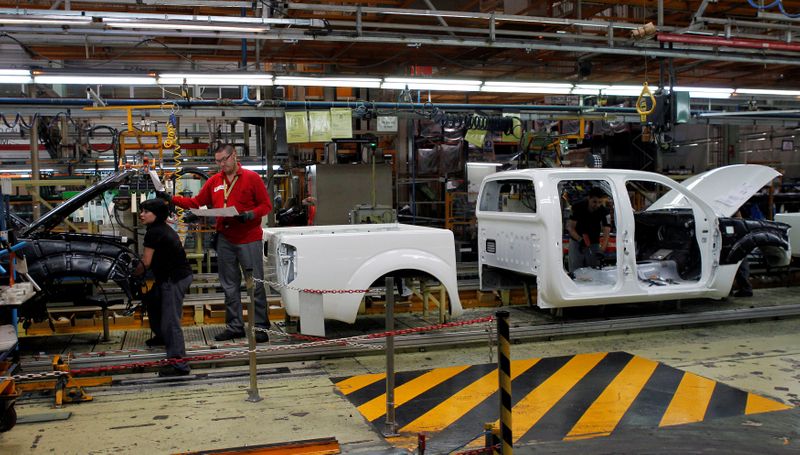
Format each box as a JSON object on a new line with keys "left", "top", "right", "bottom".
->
{"left": 718, "top": 218, "right": 790, "bottom": 265}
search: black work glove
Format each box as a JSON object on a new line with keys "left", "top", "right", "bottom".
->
{"left": 233, "top": 210, "right": 255, "bottom": 223}
{"left": 155, "top": 190, "right": 172, "bottom": 202}
{"left": 594, "top": 252, "right": 606, "bottom": 263}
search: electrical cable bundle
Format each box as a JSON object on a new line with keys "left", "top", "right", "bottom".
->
{"left": 429, "top": 109, "right": 517, "bottom": 135}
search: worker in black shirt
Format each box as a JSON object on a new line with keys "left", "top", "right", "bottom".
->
{"left": 567, "top": 186, "right": 612, "bottom": 273}
{"left": 135, "top": 198, "right": 193, "bottom": 377}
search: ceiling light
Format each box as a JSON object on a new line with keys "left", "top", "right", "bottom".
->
{"left": 104, "top": 21, "right": 267, "bottom": 33}
{"left": 601, "top": 85, "right": 643, "bottom": 97}
{"left": 382, "top": 77, "right": 482, "bottom": 92}
{"left": 735, "top": 88, "right": 800, "bottom": 97}
{"left": 673, "top": 86, "right": 733, "bottom": 99}
{"left": 0, "top": 16, "right": 92, "bottom": 26}
{"left": 274, "top": 76, "right": 381, "bottom": 88}
{"left": 0, "top": 69, "right": 32, "bottom": 84}
{"left": 33, "top": 75, "right": 156, "bottom": 85}
{"left": 482, "top": 81, "right": 572, "bottom": 94}
{"left": 158, "top": 73, "right": 273, "bottom": 86}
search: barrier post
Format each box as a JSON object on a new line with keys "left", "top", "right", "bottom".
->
{"left": 244, "top": 268, "right": 262, "bottom": 403}
{"left": 496, "top": 310, "right": 512, "bottom": 454}
{"left": 383, "top": 276, "right": 398, "bottom": 436}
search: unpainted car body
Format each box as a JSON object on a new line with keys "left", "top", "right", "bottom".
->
{"left": 477, "top": 164, "right": 790, "bottom": 309}
{"left": 263, "top": 223, "right": 463, "bottom": 335}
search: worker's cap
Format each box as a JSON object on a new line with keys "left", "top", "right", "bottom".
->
{"left": 140, "top": 198, "right": 170, "bottom": 222}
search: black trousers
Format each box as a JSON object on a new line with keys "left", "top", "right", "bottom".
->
{"left": 146, "top": 275, "right": 193, "bottom": 372}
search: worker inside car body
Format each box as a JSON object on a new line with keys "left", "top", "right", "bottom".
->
{"left": 158, "top": 143, "right": 273, "bottom": 342}
{"left": 567, "top": 186, "right": 612, "bottom": 274}
{"left": 135, "top": 198, "right": 193, "bottom": 377}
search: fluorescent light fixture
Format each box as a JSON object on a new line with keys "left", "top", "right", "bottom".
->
{"left": 673, "top": 86, "right": 733, "bottom": 99}
{"left": 382, "top": 77, "right": 482, "bottom": 92}
{"left": 104, "top": 21, "right": 267, "bottom": 33}
{"left": 735, "top": 88, "right": 800, "bottom": 97}
{"left": 34, "top": 75, "right": 156, "bottom": 85}
{"left": 482, "top": 81, "right": 572, "bottom": 94}
{"left": 158, "top": 73, "right": 273, "bottom": 86}
{"left": 0, "top": 69, "right": 32, "bottom": 84}
{"left": 243, "top": 164, "right": 282, "bottom": 171}
{"left": 0, "top": 16, "right": 92, "bottom": 25}
{"left": 274, "top": 76, "right": 381, "bottom": 88}
{"left": 571, "top": 84, "right": 610, "bottom": 95}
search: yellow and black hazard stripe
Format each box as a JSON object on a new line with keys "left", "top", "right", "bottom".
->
{"left": 333, "top": 351, "right": 791, "bottom": 451}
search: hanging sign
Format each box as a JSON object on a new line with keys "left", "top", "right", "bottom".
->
{"left": 330, "top": 108, "right": 353, "bottom": 138}
{"left": 285, "top": 111, "right": 310, "bottom": 143}
{"left": 377, "top": 116, "right": 398, "bottom": 132}
{"left": 309, "top": 110, "right": 332, "bottom": 142}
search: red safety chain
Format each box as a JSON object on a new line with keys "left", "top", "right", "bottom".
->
{"left": 66, "top": 315, "right": 495, "bottom": 376}
{"left": 362, "top": 315, "right": 495, "bottom": 339}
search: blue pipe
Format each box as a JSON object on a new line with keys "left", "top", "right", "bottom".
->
{"left": 0, "top": 96, "right": 638, "bottom": 114}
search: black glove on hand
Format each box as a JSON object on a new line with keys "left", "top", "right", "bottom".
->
{"left": 233, "top": 210, "right": 255, "bottom": 223}
{"left": 594, "top": 252, "right": 606, "bottom": 263}
{"left": 155, "top": 190, "right": 172, "bottom": 202}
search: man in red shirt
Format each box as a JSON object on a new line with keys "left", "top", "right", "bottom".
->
{"left": 161, "top": 143, "right": 273, "bottom": 342}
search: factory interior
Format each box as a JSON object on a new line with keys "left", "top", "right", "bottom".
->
{"left": 0, "top": 1, "right": 800, "bottom": 454}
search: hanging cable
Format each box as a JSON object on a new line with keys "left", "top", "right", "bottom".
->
{"left": 164, "top": 107, "right": 187, "bottom": 241}
{"left": 746, "top": 0, "right": 800, "bottom": 18}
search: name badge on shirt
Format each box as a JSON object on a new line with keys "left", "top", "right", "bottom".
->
{"left": 213, "top": 184, "right": 225, "bottom": 192}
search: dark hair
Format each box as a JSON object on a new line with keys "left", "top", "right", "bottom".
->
{"left": 140, "top": 198, "right": 170, "bottom": 223}
{"left": 588, "top": 187, "right": 607, "bottom": 199}
{"left": 213, "top": 142, "right": 236, "bottom": 155}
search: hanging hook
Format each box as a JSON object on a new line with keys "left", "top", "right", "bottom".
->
{"left": 636, "top": 82, "right": 657, "bottom": 123}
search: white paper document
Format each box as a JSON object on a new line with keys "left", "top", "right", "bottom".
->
{"left": 189, "top": 206, "right": 240, "bottom": 217}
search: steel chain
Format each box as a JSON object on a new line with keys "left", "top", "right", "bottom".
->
{"left": 11, "top": 370, "right": 71, "bottom": 382}
{"left": 64, "top": 315, "right": 494, "bottom": 376}
{"left": 254, "top": 277, "right": 369, "bottom": 295}
{"left": 453, "top": 444, "right": 500, "bottom": 455}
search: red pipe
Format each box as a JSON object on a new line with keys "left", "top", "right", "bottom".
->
{"left": 657, "top": 33, "right": 800, "bottom": 52}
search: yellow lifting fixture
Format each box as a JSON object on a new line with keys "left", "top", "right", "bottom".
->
{"left": 83, "top": 104, "right": 172, "bottom": 169}
{"left": 636, "top": 82, "right": 657, "bottom": 123}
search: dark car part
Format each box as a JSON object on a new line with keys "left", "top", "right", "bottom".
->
{"left": 718, "top": 218, "right": 790, "bottom": 266}
{"left": 17, "top": 233, "right": 141, "bottom": 322}
{"left": 11, "top": 170, "right": 145, "bottom": 323}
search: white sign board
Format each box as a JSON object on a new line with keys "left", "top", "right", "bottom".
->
{"left": 377, "top": 116, "right": 398, "bottom": 132}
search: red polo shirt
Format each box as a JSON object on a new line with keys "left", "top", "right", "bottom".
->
{"left": 173, "top": 164, "right": 272, "bottom": 244}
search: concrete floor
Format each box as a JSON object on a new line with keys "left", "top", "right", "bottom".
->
{"left": 2, "top": 316, "right": 798, "bottom": 454}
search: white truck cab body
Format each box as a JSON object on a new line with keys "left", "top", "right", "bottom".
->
{"left": 263, "top": 223, "right": 463, "bottom": 334}
{"left": 477, "top": 165, "right": 790, "bottom": 309}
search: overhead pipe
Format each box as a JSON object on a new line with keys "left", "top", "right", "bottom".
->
{"left": 0, "top": 96, "right": 637, "bottom": 114}
{"left": 658, "top": 33, "right": 800, "bottom": 52}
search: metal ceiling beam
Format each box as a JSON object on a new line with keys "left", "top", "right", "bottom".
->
{"left": 4, "top": 26, "right": 800, "bottom": 68}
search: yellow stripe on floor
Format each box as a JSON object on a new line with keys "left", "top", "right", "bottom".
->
{"left": 745, "top": 393, "right": 792, "bottom": 415}
{"left": 357, "top": 365, "right": 471, "bottom": 422}
{"left": 659, "top": 372, "right": 716, "bottom": 427}
{"left": 334, "top": 372, "right": 386, "bottom": 395}
{"left": 399, "top": 358, "right": 541, "bottom": 435}
{"left": 504, "top": 352, "right": 606, "bottom": 443}
{"left": 564, "top": 355, "right": 659, "bottom": 440}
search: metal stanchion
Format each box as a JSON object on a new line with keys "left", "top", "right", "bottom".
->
{"left": 496, "top": 310, "right": 512, "bottom": 454}
{"left": 383, "top": 276, "right": 398, "bottom": 436}
{"left": 244, "top": 268, "right": 262, "bottom": 403}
